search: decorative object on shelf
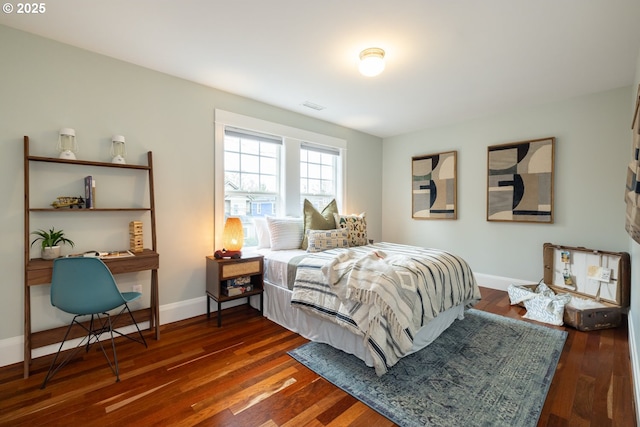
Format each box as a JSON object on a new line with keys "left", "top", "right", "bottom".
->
{"left": 30, "top": 227, "right": 75, "bottom": 260}
{"left": 487, "top": 137, "right": 555, "bottom": 223}
{"left": 224, "top": 275, "right": 253, "bottom": 296}
{"left": 215, "top": 217, "right": 244, "bottom": 259}
{"left": 129, "top": 221, "right": 143, "bottom": 253}
{"left": 412, "top": 150, "right": 457, "bottom": 220}
{"left": 358, "top": 47, "right": 385, "bottom": 77}
{"left": 84, "top": 176, "right": 95, "bottom": 208}
{"left": 57, "top": 128, "right": 78, "bottom": 160}
{"left": 111, "top": 134, "right": 127, "bottom": 164}
{"left": 51, "top": 196, "right": 85, "bottom": 209}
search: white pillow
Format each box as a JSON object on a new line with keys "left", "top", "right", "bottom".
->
{"left": 254, "top": 218, "right": 271, "bottom": 249}
{"left": 266, "top": 217, "right": 304, "bottom": 250}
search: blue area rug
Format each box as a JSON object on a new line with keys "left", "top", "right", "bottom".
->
{"left": 288, "top": 309, "right": 567, "bottom": 427}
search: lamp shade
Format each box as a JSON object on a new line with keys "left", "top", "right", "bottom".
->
{"left": 57, "top": 128, "right": 78, "bottom": 160}
{"left": 222, "top": 217, "right": 244, "bottom": 251}
{"left": 111, "top": 134, "right": 126, "bottom": 164}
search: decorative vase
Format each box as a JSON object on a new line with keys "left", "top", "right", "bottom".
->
{"left": 41, "top": 246, "right": 61, "bottom": 260}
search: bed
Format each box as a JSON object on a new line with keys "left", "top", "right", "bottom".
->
{"left": 252, "top": 241, "right": 481, "bottom": 375}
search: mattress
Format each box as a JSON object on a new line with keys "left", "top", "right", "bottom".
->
{"left": 251, "top": 246, "right": 472, "bottom": 367}
{"left": 254, "top": 248, "right": 304, "bottom": 290}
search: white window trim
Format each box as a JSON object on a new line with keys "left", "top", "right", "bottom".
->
{"left": 214, "top": 109, "right": 347, "bottom": 250}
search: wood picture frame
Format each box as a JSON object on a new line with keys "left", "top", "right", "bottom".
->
{"left": 624, "top": 84, "right": 640, "bottom": 243}
{"left": 412, "top": 150, "right": 457, "bottom": 220}
{"left": 487, "top": 137, "right": 555, "bottom": 223}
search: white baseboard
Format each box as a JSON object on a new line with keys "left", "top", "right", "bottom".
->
{"left": 0, "top": 295, "right": 248, "bottom": 368}
{"left": 473, "top": 272, "right": 535, "bottom": 291}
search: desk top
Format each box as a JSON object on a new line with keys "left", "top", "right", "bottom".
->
{"left": 26, "top": 249, "right": 159, "bottom": 286}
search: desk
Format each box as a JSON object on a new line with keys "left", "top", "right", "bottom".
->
{"left": 23, "top": 249, "right": 159, "bottom": 378}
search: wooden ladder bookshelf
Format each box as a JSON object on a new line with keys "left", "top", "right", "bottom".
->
{"left": 22, "top": 136, "right": 160, "bottom": 378}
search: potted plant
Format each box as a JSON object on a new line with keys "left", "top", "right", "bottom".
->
{"left": 31, "top": 227, "right": 75, "bottom": 260}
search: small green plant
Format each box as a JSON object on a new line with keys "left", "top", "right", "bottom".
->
{"left": 30, "top": 227, "right": 75, "bottom": 249}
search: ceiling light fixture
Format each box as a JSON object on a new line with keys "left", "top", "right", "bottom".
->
{"left": 358, "top": 47, "right": 385, "bottom": 77}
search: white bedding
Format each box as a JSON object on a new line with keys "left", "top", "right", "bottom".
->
{"left": 251, "top": 243, "right": 479, "bottom": 373}
{"left": 254, "top": 247, "right": 303, "bottom": 289}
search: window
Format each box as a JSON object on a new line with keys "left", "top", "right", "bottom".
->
{"left": 215, "top": 110, "right": 346, "bottom": 249}
{"left": 300, "top": 143, "right": 339, "bottom": 212}
{"left": 224, "top": 128, "right": 281, "bottom": 247}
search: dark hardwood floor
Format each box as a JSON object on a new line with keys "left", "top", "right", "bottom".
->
{"left": 0, "top": 287, "right": 635, "bottom": 426}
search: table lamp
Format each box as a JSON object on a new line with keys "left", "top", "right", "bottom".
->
{"left": 111, "top": 135, "right": 127, "bottom": 164}
{"left": 57, "top": 128, "right": 77, "bottom": 160}
{"left": 215, "top": 217, "right": 244, "bottom": 259}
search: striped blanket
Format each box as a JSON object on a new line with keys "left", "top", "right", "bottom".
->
{"left": 291, "top": 242, "right": 481, "bottom": 375}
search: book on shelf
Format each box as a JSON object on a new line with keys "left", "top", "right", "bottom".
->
{"left": 100, "top": 250, "right": 135, "bottom": 259}
{"left": 227, "top": 276, "right": 251, "bottom": 287}
{"left": 67, "top": 250, "right": 135, "bottom": 259}
{"left": 84, "top": 175, "right": 94, "bottom": 208}
{"left": 223, "top": 276, "right": 253, "bottom": 296}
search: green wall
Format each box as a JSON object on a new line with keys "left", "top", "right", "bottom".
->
{"left": 382, "top": 87, "right": 631, "bottom": 281}
{"left": 0, "top": 24, "right": 383, "bottom": 356}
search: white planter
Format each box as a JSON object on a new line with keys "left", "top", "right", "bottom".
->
{"left": 41, "top": 246, "right": 61, "bottom": 260}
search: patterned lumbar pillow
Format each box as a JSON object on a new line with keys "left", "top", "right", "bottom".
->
{"left": 333, "top": 212, "right": 367, "bottom": 247}
{"left": 301, "top": 199, "right": 338, "bottom": 250}
{"left": 306, "top": 228, "right": 349, "bottom": 253}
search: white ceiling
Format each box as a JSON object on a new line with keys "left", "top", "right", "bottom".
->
{"left": 2, "top": 1, "right": 640, "bottom": 138}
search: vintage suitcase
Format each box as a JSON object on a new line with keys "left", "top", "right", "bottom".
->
{"left": 536, "top": 243, "right": 630, "bottom": 331}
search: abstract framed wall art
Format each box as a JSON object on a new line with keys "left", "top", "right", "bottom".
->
{"left": 487, "top": 137, "right": 555, "bottom": 223}
{"left": 412, "top": 150, "right": 457, "bottom": 219}
{"left": 624, "top": 84, "right": 640, "bottom": 243}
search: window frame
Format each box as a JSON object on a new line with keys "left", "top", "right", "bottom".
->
{"left": 224, "top": 127, "right": 282, "bottom": 216}
{"left": 214, "top": 109, "right": 347, "bottom": 250}
{"left": 300, "top": 142, "right": 340, "bottom": 212}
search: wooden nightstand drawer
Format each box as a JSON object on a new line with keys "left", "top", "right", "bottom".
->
{"left": 221, "top": 260, "right": 261, "bottom": 278}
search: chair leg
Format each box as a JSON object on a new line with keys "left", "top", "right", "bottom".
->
{"left": 89, "top": 313, "right": 120, "bottom": 382}
{"left": 41, "top": 313, "right": 121, "bottom": 388}
{"left": 106, "top": 313, "right": 120, "bottom": 382}
{"left": 125, "top": 303, "right": 148, "bottom": 348}
{"left": 41, "top": 317, "right": 78, "bottom": 389}
{"left": 85, "top": 314, "right": 95, "bottom": 353}
{"left": 111, "top": 303, "right": 148, "bottom": 348}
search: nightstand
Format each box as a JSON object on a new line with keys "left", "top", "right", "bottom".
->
{"left": 205, "top": 254, "right": 264, "bottom": 327}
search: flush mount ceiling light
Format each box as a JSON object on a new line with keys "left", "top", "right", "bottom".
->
{"left": 358, "top": 47, "right": 385, "bottom": 77}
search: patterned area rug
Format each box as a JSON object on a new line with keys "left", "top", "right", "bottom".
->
{"left": 288, "top": 309, "right": 567, "bottom": 427}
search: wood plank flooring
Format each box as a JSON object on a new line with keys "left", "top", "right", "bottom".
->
{"left": 0, "top": 287, "right": 635, "bottom": 426}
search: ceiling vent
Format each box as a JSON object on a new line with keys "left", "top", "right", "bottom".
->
{"left": 302, "top": 101, "right": 326, "bottom": 111}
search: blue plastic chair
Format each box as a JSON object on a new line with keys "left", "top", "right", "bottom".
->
{"left": 41, "top": 257, "right": 148, "bottom": 388}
